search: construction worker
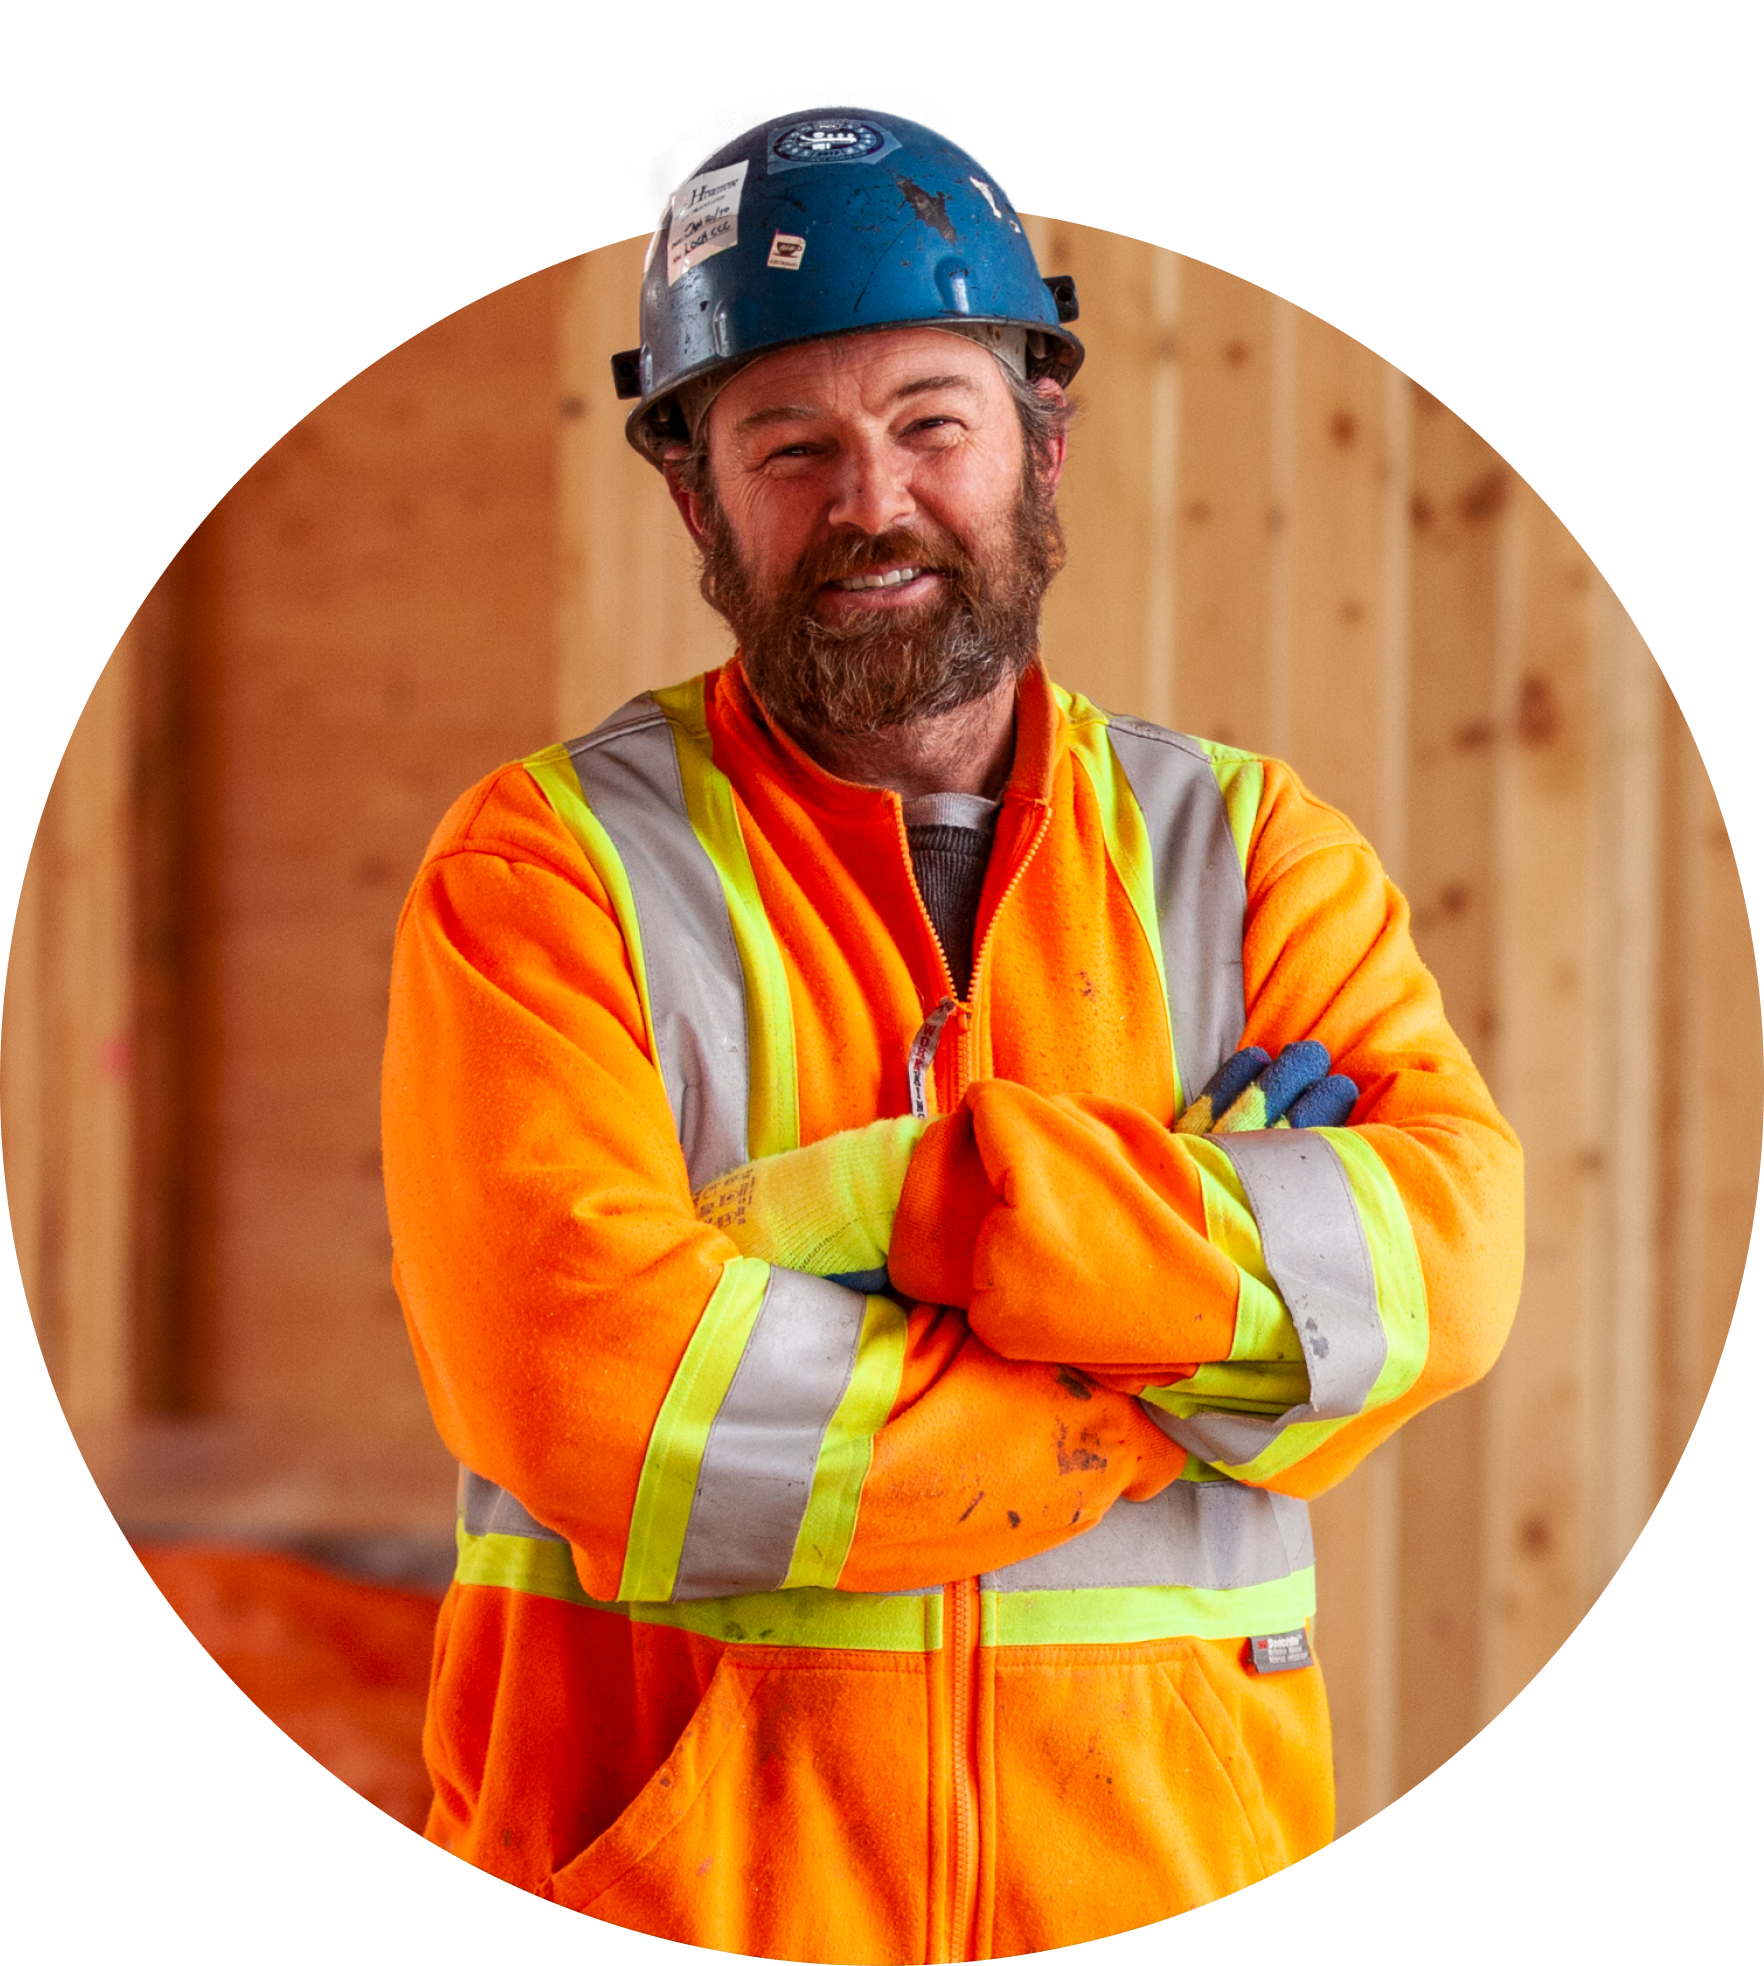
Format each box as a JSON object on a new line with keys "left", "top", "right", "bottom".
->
{"left": 382, "top": 106, "right": 1523, "bottom": 1962}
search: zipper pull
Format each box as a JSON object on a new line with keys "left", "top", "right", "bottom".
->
{"left": 908, "top": 996, "right": 959, "bottom": 1119}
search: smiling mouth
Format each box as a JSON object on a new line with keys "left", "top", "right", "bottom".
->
{"left": 830, "top": 565, "right": 929, "bottom": 591}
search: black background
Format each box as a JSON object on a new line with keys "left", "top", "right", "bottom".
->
{"left": 17, "top": 72, "right": 1746, "bottom": 1950}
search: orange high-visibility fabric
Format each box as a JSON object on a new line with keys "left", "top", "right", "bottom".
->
{"left": 383, "top": 660, "right": 1520, "bottom": 1959}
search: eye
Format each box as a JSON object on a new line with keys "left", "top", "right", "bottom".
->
{"left": 754, "top": 439, "right": 826, "bottom": 471}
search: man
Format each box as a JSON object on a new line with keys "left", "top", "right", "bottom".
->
{"left": 382, "top": 107, "right": 1522, "bottom": 1962}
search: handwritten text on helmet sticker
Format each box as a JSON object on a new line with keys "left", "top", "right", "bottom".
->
{"left": 667, "top": 159, "right": 749, "bottom": 287}
{"left": 767, "top": 232, "right": 806, "bottom": 270}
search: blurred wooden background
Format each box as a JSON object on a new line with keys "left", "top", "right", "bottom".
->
{"left": 4, "top": 226, "right": 1757, "bottom": 1836}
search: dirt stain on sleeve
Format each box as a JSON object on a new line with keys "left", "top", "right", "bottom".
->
{"left": 1054, "top": 1419, "right": 1107, "bottom": 1475}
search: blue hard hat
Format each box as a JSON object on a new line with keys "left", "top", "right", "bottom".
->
{"left": 614, "top": 107, "right": 1083, "bottom": 463}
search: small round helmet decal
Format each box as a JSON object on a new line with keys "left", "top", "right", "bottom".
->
{"left": 771, "top": 118, "right": 889, "bottom": 164}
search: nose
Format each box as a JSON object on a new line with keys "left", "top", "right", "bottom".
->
{"left": 825, "top": 432, "right": 916, "bottom": 537}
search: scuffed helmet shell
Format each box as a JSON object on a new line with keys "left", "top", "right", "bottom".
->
{"left": 618, "top": 107, "right": 1083, "bottom": 464}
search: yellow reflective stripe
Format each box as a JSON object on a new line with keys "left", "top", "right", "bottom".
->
{"left": 1138, "top": 1138, "right": 1308, "bottom": 1421}
{"left": 1190, "top": 736, "right": 1265, "bottom": 877}
{"left": 1326, "top": 1127, "right": 1428, "bottom": 1406}
{"left": 455, "top": 1517, "right": 1305, "bottom": 1652}
{"left": 458, "top": 1520, "right": 594, "bottom": 1605}
{"left": 1193, "top": 1138, "right": 1296, "bottom": 1367}
{"left": 1060, "top": 690, "right": 1180, "bottom": 1099}
{"left": 456, "top": 1522, "right": 946, "bottom": 1650}
{"left": 650, "top": 677, "right": 800, "bottom": 1160}
{"left": 617, "top": 1255, "right": 772, "bottom": 1602}
{"left": 524, "top": 743, "right": 659, "bottom": 1061}
{"left": 783, "top": 1293, "right": 908, "bottom": 1590}
{"left": 635, "top": 1582, "right": 943, "bottom": 1650}
{"left": 982, "top": 1569, "right": 1316, "bottom": 1647}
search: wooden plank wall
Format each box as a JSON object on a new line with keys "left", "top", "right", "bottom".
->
{"left": 5, "top": 227, "right": 1757, "bottom": 1822}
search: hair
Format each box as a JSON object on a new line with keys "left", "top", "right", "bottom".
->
{"left": 663, "top": 354, "right": 1071, "bottom": 499}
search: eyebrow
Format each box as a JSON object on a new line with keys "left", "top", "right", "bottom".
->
{"left": 734, "top": 373, "right": 977, "bottom": 432}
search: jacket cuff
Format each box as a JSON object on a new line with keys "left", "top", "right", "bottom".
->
{"left": 888, "top": 1112, "right": 995, "bottom": 1308}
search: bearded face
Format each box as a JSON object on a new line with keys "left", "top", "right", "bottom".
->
{"left": 694, "top": 444, "right": 1066, "bottom": 740}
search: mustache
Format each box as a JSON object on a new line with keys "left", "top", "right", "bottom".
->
{"left": 778, "top": 527, "right": 975, "bottom": 604}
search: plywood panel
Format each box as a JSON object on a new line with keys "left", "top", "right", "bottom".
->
{"left": 190, "top": 262, "right": 568, "bottom": 1460}
{"left": 555, "top": 239, "right": 733, "bottom": 738}
{"left": 1284, "top": 311, "right": 1410, "bottom": 863}
{"left": 1171, "top": 262, "right": 1278, "bottom": 746}
{"left": 1481, "top": 486, "right": 1597, "bottom": 1716}
{"left": 1659, "top": 690, "right": 1763, "bottom": 1483}
{"left": 1024, "top": 219, "right": 1181, "bottom": 722}
{"left": 1311, "top": 1441, "right": 1401, "bottom": 1829}
{"left": 2, "top": 640, "right": 136, "bottom": 1425}
{"left": 2, "top": 797, "right": 48, "bottom": 1364}
{"left": 1582, "top": 580, "right": 1660, "bottom": 1584}
{"left": 1689, "top": 770, "right": 1762, "bottom": 1410}
{"left": 1283, "top": 310, "right": 1411, "bottom": 1830}
{"left": 1395, "top": 388, "right": 1507, "bottom": 1793}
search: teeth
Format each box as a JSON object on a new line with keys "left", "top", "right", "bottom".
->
{"left": 835, "top": 566, "right": 923, "bottom": 591}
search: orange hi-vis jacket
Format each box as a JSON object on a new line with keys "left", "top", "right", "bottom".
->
{"left": 383, "top": 659, "right": 1523, "bottom": 1962}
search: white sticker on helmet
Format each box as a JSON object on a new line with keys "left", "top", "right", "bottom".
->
{"left": 667, "top": 158, "right": 749, "bottom": 286}
{"left": 767, "top": 231, "right": 806, "bottom": 270}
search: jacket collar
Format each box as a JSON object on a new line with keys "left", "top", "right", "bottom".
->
{"left": 707, "top": 656, "right": 1067, "bottom": 823}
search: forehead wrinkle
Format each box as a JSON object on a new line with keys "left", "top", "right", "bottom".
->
{"left": 733, "top": 372, "right": 980, "bottom": 433}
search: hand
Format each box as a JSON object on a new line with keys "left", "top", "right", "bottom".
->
{"left": 693, "top": 1115, "right": 927, "bottom": 1289}
{"left": 1175, "top": 1041, "right": 1358, "bottom": 1136}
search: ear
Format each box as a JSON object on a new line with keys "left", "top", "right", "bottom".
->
{"left": 1032, "top": 377, "right": 1069, "bottom": 493}
{"left": 660, "top": 446, "right": 711, "bottom": 546}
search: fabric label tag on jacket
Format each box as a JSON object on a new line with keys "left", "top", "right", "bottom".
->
{"left": 1248, "top": 1629, "right": 1313, "bottom": 1674}
{"left": 907, "top": 996, "right": 958, "bottom": 1118}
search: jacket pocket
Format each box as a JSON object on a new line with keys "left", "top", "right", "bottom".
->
{"left": 548, "top": 1648, "right": 768, "bottom": 1915}
{"left": 550, "top": 1648, "right": 933, "bottom": 1965}
{"left": 986, "top": 1637, "right": 1319, "bottom": 1956}
{"left": 1161, "top": 1632, "right": 1334, "bottom": 1874}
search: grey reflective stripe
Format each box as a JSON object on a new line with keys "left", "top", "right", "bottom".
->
{"left": 567, "top": 697, "right": 749, "bottom": 1190}
{"left": 1105, "top": 716, "right": 1247, "bottom": 1106}
{"left": 673, "top": 1269, "right": 868, "bottom": 1601}
{"left": 1219, "top": 1131, "right": 1385, "bottom": 1413}
{"left": 459, "top": 1466, "right": 566, "bottom": 1542}
{"left": 1142, "top": 1402, "right": 1284, "bottom": 1469}
{"left": 983, "top": 1482, "right": 1312, "bottom": 1592}
{"left": 1148, "top": 1130, "right": 1385, "bottom": 1469}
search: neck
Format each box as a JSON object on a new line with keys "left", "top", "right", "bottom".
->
{"left": 776, "top": 668, "right": 1020, "bottom": 799}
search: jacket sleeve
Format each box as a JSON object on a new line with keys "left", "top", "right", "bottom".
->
{"left": 383, "top": 765, "right": 1188, "bottom": 1607}
{"left": 888, "top": 758, "right": 1524, "bottom": 1502}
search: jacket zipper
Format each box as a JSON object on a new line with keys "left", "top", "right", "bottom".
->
{"left": 956, "top": 805, "right": 1053, "bottom": 1091}
{"left": 891, "top": 799, "right": 1055, "bottom": 1110}
{"left": 947, "top": 1573, "right": 982, "bottom": 1962}
{"left": 893, "top": 794, "right": 1053, "bottom": 1961}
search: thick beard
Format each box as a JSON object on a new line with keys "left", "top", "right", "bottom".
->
{"left": 696, "top": 461, "right": 1065, "bottom": 740}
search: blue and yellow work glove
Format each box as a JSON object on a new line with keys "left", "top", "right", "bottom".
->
{"left": 692, "top": 1115, "right": 928, "bottom": 1292}
{"left": 1175, "top": 1040, "right": 1358, "bottom": 1136}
